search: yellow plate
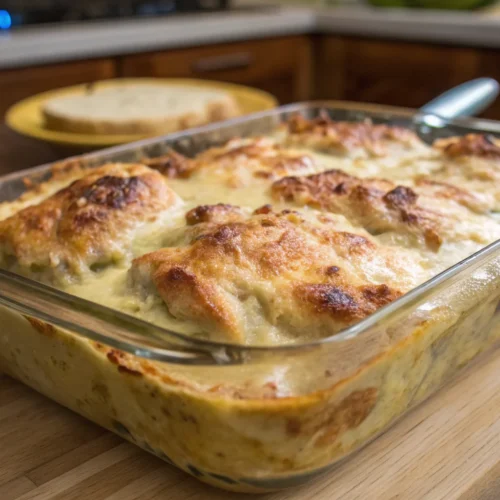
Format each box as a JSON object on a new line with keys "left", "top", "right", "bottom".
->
{"left": 6, "top": 78, "right": 278, "bottom": 148}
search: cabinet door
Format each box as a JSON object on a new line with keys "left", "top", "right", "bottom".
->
{"left": 0, "top": 59, "right": 116, "bottom": 117}
{"left": 120, "top": 36, "right": 312, "bottom": 104}
{"left": 316, "top": 37, "right": 480, "bottom": 109}
{"left": 477, "top": 49, "right": 500, "bottom": 120}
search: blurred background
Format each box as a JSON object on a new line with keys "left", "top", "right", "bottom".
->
{"left": 1, "top": 0, "right": 499, "bottom": 115}
{"left": 0, "top": 0, "right": 499, "bottom": 164}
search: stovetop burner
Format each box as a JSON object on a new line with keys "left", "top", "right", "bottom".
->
{"left": 0, "top": 1, "right": 230, "bottom": 29}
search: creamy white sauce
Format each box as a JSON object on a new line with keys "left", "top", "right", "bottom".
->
{"left": 2, "top": 138, "right": 500, "bottom": 346}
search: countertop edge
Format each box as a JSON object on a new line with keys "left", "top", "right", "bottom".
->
{"left": 1, "top": 5, "right": 500, "bottom": 70}
{"left": 317, "top": 7, "right": 500, "bottom": 49}
{"left": 0, "top": 8, "right": 316, "bottom": 70}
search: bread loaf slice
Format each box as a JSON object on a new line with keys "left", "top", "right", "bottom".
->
{"left": 42, "top": 82, "right": 241, "bottom": 136}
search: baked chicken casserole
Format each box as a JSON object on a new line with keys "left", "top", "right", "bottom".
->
{"left": 1, "top": 112, "right": 500, "bottom": 492}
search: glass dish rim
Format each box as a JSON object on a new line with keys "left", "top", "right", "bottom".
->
{"left": 1, "top": 100, "right": 500, "bottom": 365}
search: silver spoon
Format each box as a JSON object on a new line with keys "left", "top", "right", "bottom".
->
{"left": 416, "top": 77, "right": 499, "bottom": 142}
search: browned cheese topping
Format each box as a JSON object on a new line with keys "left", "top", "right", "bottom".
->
{"left": 435, "top": 134, "right": 500, "bottom": 159}
{"left": 2, "top": 115, "right": 500, "bottom": 345}
{"left": 284, "top": 113, "right": 421, "bottom": 157}
{"left": 0, "top": 163, "right": 180, "bottom": 281}
{"left": 142, "top": 149, "right": 194, "bottom": 179}
{"left": 273, "top": 170, "right": 445, "bottom": 250}
{"left": 130, "top": 206, "right": 425, "bottom": 343}
{"left": 143, "top": 138, "right": 320, "bottom": 188}
{"left": 428, "top": 134, "right": 500, "bottom": 212}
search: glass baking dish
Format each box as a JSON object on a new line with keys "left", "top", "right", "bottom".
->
{"left": 1, "top": 102, "right": 500, "bottom": 493}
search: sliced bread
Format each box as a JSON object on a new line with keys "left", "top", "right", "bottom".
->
{"left": 42, "top": 82, "right": 241, "bottom": 136}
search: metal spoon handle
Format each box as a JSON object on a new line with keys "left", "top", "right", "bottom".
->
{"left": 420, "top": 78, "right": 499, "bottom": 119}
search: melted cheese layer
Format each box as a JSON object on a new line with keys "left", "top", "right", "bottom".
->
{"left": 1, "top": 119, "right": 500, "bottom": 346}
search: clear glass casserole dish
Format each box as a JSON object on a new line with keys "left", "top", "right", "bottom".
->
{"left": 1, "top": 102, "right": 500, "bottom": 493}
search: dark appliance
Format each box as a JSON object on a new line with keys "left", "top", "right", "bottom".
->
{"left": 0, "top": 1, "right": 230, "bottom": 29}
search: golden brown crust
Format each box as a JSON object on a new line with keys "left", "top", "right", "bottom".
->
{"left": 130, "top": 206, "right": 420, "bottom": 343}
{"left": 0, "top": 163, "right": 181, "bottom": 280}
{"left": 0, "top": 160, "right": 91, "bottom": 222}
{"left": 189, "top": 137, "right": 319, "bottom": 187}
{"left": 272, "top": 170, "right": 444, "bottom": 250}
{"left": 414, "top": 177, "right": 490, "bottom": 214}
{"left": 296, "top": 283, "right": 401, "bottom": 323}
{"left": 423, "top": 135, "right": 500, "bottom": 212}
{"left": 142, "top": 138, "right": 318, "bottom": 189}
{"left": 285, "top": 113, "right": 420, "bottom": 157}
{"left": 185, "top": 204, "right": 244, "bottom": 226}
{"left": 141, "top": 150, "right": 195, "bottom": 179}
{"left": 24, "top": 316, "right": 57, "bottom": 337}
{"left": 434, "top": 134, "right": 500, "bottom": 159}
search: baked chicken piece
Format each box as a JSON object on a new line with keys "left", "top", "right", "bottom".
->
{"left": 143, "top": 137, "right": 320, "bottom": 188}
{"left": 429, "top": 134, "right": 500, "bottom": 212}
{"left": 130, "top": 205, "right": 428, "bottom": 344}
{"left": 271, "top": 169, "right": 500, "bottom": 253}
{"left": 282, "top": 113, "right": 428, "bottom": 159}
{"left": 0, "top": 163, "right": 181, "bottom": 282}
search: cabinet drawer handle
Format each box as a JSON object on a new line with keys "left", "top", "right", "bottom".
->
{"left": 192, "top": 52, "right": 253, "bottom": 73}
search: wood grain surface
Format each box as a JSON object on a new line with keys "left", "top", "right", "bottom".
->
{"left": 120, "top": 36, "right": 313, "bottom": 105}
{"left": 1, "top": 125, "right": 500, "bottom": 499}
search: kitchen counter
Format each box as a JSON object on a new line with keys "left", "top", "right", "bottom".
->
{"left": 0, "top": 7, "right": 315, "bottom": 70}
{"left": 318, "top": 5, "right": 500, "bottom": 47}
{"left": 1, "top": 4, "right": 500, "bottom": 70}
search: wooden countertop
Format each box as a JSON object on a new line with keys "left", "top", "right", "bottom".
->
{"left": 1, "top": 125, "right": 500, "bottom": 500}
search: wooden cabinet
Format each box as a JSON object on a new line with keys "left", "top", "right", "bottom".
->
{"left": 120, "top": 36, "right": 313, "bottom": 104}
{"left": 477, "top": 50, "right": 500, "bottom": 120}
{"left": 315, "top": 36, "right": 500, "bottom": 120}
{"left": 1, "top": 34, "right": 500, "bottom": 122}
{"left": 315, "top": 37, "right": 485, "bottom": 110}
{"left": 0, "top": 59, "right": 116, "bottom": 117}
